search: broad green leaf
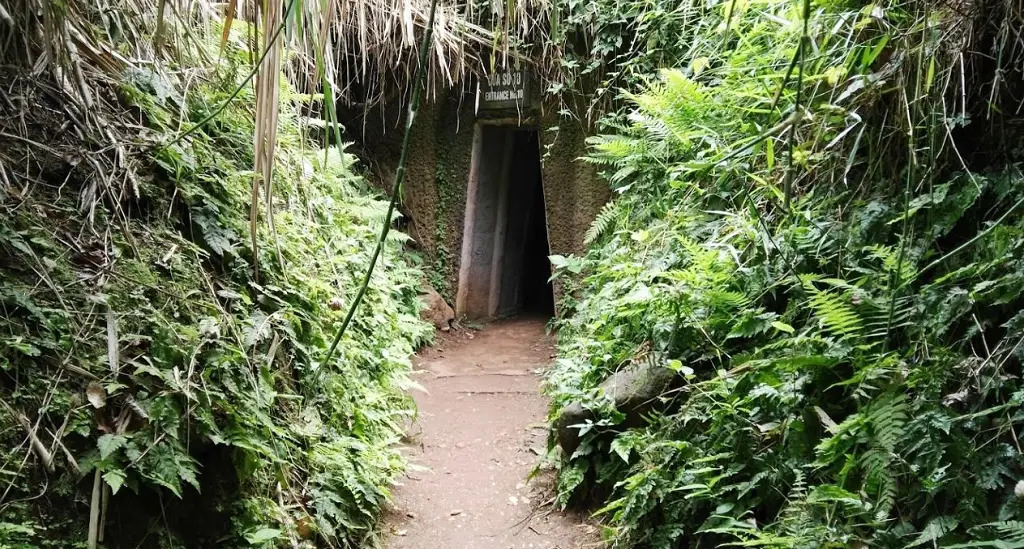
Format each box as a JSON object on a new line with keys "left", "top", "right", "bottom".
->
{"left": 771, "top": 321, "right": 794, "bottom": 334}
{"left": 97, "top": 434, "right": 127, "bottom": 460}
{"left": 244, "top": 528, "right": 282, "bottom": 544}
{"left": 103, "top": 469, "right": 127, "bottom": 495}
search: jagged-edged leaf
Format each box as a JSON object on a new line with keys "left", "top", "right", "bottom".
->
{"left": 907, "top": 516, "right": 959, "bottom": 546}
{"left": 103, "top": 469, "right": 127, "bottom": 495}
{"left": 97, "top": 434, "right": 127, "bottom": 460}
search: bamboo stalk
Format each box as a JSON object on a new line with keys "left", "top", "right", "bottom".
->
{"left": 0, "top": 397, "right": 55, "bottom": 473}
{"left": 323, "top": 0, "right": 441, "bottom": 364}
{"left": 98, "top": 484, "right": 110, "bottom": 543}
{"left": 87, "top": 469, "right": 101, "bottom": 549}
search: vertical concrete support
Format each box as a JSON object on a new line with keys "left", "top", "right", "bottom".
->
{"left": 455, "top": 125, "right": 483, "bottom": 317}
{"left": 487, "top": 134, "right": 515, "bottom": 317}
{"left": 456, "top": 125, "right": 508, "bottom": 318}
{"left": 457, "top": 126, "right": 549, "bottom": 320}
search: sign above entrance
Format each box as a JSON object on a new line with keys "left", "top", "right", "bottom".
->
{"left": 479, "top": 67, "right": 538, "bottom": 112}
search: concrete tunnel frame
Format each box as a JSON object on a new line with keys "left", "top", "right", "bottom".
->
{"left": 336, "top": 71, "right": 611, "bottom": 319}
{"left": 455, "top": 119, "right": 555, "bottom": 320}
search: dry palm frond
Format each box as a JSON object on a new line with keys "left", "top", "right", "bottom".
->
{"left": 0, "top": 0, "right": 221, "bottom": 218}
{"left": 252, "top": 0, "right": 285, "bottom": 278}
{"left": 288, "top": 0, "right": 496, "bottom": 110}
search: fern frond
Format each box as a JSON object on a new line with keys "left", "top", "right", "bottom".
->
{"left": 862, "top": 393, "right": 908, "bottom": 520}
{"left": 943, "top": 521, "right": 1024, "bottom": 547}
{"left": 801, "top": 276, "right": 863, "bottom": 339}
{"left": 863, "top": 294, "right": 915, "bottom": 339}
{"left": 991, "top": 522, "right": 1024, "bottom": 542}
{"left": 585, "top": 201, "right": 619, "bottom": 245}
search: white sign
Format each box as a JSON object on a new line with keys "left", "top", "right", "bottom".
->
{"left": 480, "top": 69, "right": 534, "bottom": 110}
{"left": 483, "top": 71, "right": 525, "bottom": 103}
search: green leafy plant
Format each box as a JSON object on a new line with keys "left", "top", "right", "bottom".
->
{"left": 0, "top": 12, "right": 432, "bottom": 548}
{"left": 544, "top": 0, "right": 1024, "bottom": 547}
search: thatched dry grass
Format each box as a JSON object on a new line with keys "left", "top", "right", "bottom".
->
{"left": 292, "top": 0, "right": 496, "bottom": 106}
{"left": 1, "top": 0, "right": 504, "bottom": 116}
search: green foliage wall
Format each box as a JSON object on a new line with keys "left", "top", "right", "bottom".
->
{"left": 544, "top": 0, "right": 1024, "bottom": 547}
{"left": 0, "top": 28, "right": 430, "bottom": 548}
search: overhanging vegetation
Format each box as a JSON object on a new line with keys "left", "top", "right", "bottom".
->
{"left": 5, "top": 0, "right": 1024, "bottom": 546}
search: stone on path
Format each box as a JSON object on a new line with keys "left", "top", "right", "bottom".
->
{"left": 419, "top": 285, "right": 455, "bottom": 331}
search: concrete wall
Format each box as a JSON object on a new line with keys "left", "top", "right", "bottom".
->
{"left": 538, "top": 112, "right": 611, "bottom": 310}
{"left": 341, "top": 91, "right": 477, "bottom": 302}
{"left": 457, "top": 125, "right": 510, "bottom": 318}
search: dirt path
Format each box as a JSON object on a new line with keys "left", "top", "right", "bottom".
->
{"left": 384, "top": 317, "right": 599, "bottom": 549}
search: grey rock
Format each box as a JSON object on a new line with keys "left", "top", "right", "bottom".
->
{"left": 553, "top": 359, "right": 675, "bottom": 457}
{"left": 419, "top": 285, "right": 455, "bottom": 331}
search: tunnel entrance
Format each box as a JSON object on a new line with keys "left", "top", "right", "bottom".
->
{"left": 455, "top": 125, "right": 554, "bottom": 320}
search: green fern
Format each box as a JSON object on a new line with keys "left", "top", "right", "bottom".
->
{"left": 544, "top": 0, "right": 1024, "bottom": 545}
{"left": 945, "top": 521, "right": 1024, "bottom": 548}
{"left": 800, "top": 275, "right": 864, "bottom": 339}
{"left": 862, "top": 393, "right": 908, "bottom": 520}
{"left": 585, "top": 201, "right": 619, "bottom": 245}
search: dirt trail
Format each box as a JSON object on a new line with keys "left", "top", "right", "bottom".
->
{"left": 384, "top": 318, "right": 599, "bottom": 549}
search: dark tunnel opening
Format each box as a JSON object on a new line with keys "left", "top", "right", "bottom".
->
{"left": 457, "top": 126, "right": 554, "bottom": 319}
{"left": 515, "top": 131, "right": 554, "bottom": 316}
